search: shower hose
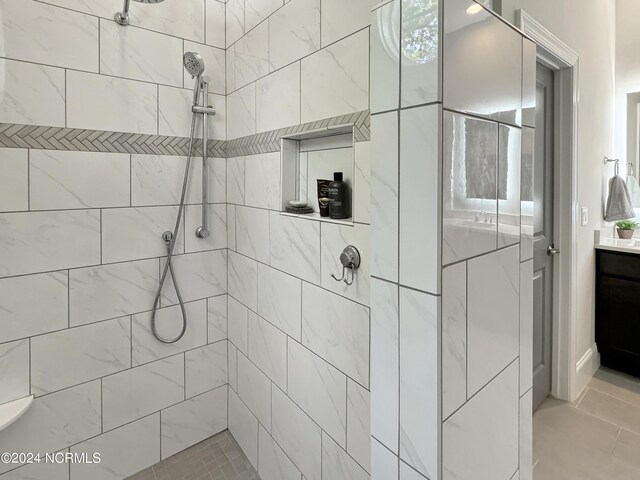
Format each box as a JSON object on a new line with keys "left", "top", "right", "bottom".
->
{"left": 150, "top": 110, "right": 199, "bottom": 344}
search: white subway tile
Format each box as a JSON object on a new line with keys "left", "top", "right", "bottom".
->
{"left": 67, "top": 71, "right": 158, "bottom": 135}
{"left": 229, "top": 251, "right": 258, "bottom": 311}
{"left": 229, "top": 296, "right": 249, "bottom": 353}
{"left": 0, "top": 149, "right": 28, "bottom": 212}
{"left": 32, "top": 317, "right": 131, "bottom": 395}
{"left": 228, "top": 83, "right": 256, "bottom": 139}
{"left": 102, "top": 355, "right": 184, "bottom": 431}
{"left": 184, "top": 204, "right": 227, "bottom": 253}
{"left": 206, "top": 0, "right": 226, "bottom": 49}
{"left": 71, "top": 414, "right": 160, "bottom": 480}
{"left": 270, "top": 212, "right": 321, "bottom": 284}
{"left": 160, "top": 251, "right": 227, "bottom": 305}
{"left": 269, "top": 0, "right": 320, "bottom": 71}
{"left": 301, "top": 29, "right": 369, "bottom": 123}
{"left": 245, "top": 152, "right": 281, "bottom": 210}
{"left": 347, "top": 380, "right": 371, "bottom": 473}
{"left": 0, "top": 271, "right": 68, "bottom": 344}
{"left": 100, "top": 21, "right": 183, "bottom": 87}
{"left": 0, "top": 0, "right": 98, "bottom": 71}
{"left": 183, "top": 41, "right": 226, "bottom": 95}
{"left": 321, "top": 0, "right": 377, "bottom": 46}
{"left": 288, "top": 339, "right": 347, "bottom": 447}
{"left": 302, "top": 283, "right": 369, "bottom": 387}
{"left": 229, "top": 389, "right": 259, "bottom": 469}
{"left": 272, "top": 385, "right": 321, "bottom": 480}
{"left": 185, "top": 341, "right": 228, "bottom": 398}
{"left": 0, "top": 340, "right": 29, "bottom": 405}
{"left": 257, "top": 263, "right": 302, "bottom": 340}
{"left": 30, "top": 150, "right": 130, "bottom": 210}
{"left": 237, "top": 352, "right": 272, "bottom": 430}
{"left": 208, "top": 295, "right": 228, "bottom": 343}
{"left": 321, "top": 432, "right": 369, "bottom": 480}
{"left": 256, "top": 62, "right": 301, "bottom": 132}
{"left": 258, "top": 425, "right": 302, "bottom": 480}
{"left": 0, "top": 382, "right": 101, "bottom": 475}
{"left": 246, "top": 0, "right": 283, "bottom": 31}
{"left": 132, "top": 300, "right": 207, "bottom": 366}
{"left": 0, "top": 210, "right": 100, "bottom": 277}
{"left": 161, "top": 386, "right": 228, "bottom": 458}
{"left": 248, "top": 313, "right": 287, "bottom": 389}
{"left": 236, "top": 206, "right": 270, "bottom": 263}
{"left": 158, "top": 87, "right": 226, "bottom": 140}
{"left": 234, "top": 22, "right": 270, "bottom": 89}
{"left": 131, "top": 154, "right": 201, "bottom": 207}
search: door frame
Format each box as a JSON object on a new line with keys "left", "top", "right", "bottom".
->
{"left": 516, "top": 10, "right": 585, "bottom": 402}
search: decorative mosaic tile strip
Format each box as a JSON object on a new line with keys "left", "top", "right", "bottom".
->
{"left": 0, "top": 123, "right": 226, "bottom": 158}
{"left": 224, "top": 110, "right": 370, "bottom": 158}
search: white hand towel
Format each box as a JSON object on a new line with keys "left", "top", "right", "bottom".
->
{"left": 604, "top": 175, "right": 636, "bottom": 222}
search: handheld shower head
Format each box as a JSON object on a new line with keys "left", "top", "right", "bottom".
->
{"left": 115, "top": 0, "right": 165, "bottom": 26}
{"left": 183, "top": 52, "right": 206, "bottom": 105}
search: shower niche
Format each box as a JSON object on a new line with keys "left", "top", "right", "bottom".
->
{"left": 280, "top": 124, "right": 356, "bottom": 226}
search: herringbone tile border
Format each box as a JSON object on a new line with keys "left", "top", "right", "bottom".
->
{"left": 0, "top": 110, "right": 370, "bottom": 159}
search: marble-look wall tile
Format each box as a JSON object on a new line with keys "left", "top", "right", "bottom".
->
{"left": 226, "top": 0, "right": 245, "bottom": 47}
{"left": 208, "top": 295, "right": 228, "bottom": 343}
{"left": 257, "top": 263, "right": 302, "bottom": 339}
{"left": 228, "top": 295, "right": 249, "bottom": 353}
{"left": 399, "top": 287, "right": 438, "bottom": 478}
{"left": 443, "top": 0, "right": 522, "bottom": 125}
{"left": 0, "top": 458, "right": 69, "bottom": 480}
{"left": 236, "top": 206, "right": 270, "bottom": 263}
{"left": 256, "top": 63, "right": 301, "bottom": 133}
{"left": 248, "top": 313, "right": 287, "bottom": 389}
{"left": 227, "top": 44, "right": 237, "bottom": 94}
{"left": 158, "top": 87, "right": 226, "bottom": 140}
{"left": 185, "top": 341, "right": 228, "bottom": 398}
{"left": 235, "top": 22, "right": 270, "bottom": 89}
{"left": 229, "top": 342, "right": 239, "bottom": 391}
{"left": 0, "top": 149, "right": 28, "bottom": 213}
{"left": 321, "top": 222, "right": 370, "bottom": 305}
{"left": 401, "top": 0, "right": 439, "bottom": 107}
{"left": 520, "top": 260, "right": 534, "bottom": 395}
{"left": 206, "top": 0, "right": 226, "bottom": 49}
{"left": 467, "top": 245, "right": 519, "bottom": 396}
{"left": 0, "top": 0, "right": 98, "bottom": 71}
{"left": 69, "top": 259, "right": 157, "bottom": 327}
{"left": 347, "top": 380, "right": 371, "bottom": 473}
{"left": 184, "top": 204, "right": 227, "bottom": 253}
{"left": 498, "top": 125, "right": 522, "bottom": 248}
{"left": 161, "top": 251, "right": 227, "bottom": 305}
{"left": 67, "top": 71, "right": 158, "bottom": 135}
{"left": 237, "top": 352, "right": 272, "bottom": 430}
{"left": 301, "top": 29, "right": 369, "bottom": 123}
{"left": 101, "top": 206, "right": 184, "bottom": 264}
{"left": 269, "top": 0, "right": 320, "bottom": 71}
{"left": 71, "top": 414, "right": 160, "bottom": 480}
{"left": 399, "top": 104, "right": 440, "bottom": 294}
{"left": 246, "top": 0, "right": 283, "bottom": 31}
{"left": 32, "top": 317, "right": 131, "bottom": 395}
{"left": 228, "top": 83, "right": 256, "bottom": 139}
{"left": 400, "top": 462, "right": 429, "bottom": 480}
{"left": 321, "top": 0, "right": 376, "bottom": 47}
{"left": 272, "top": 385, "right": 322, "bottom": 480}
{"left": 370, "top": 278, "right": 399, "bottom": 453}
{"left": 129, "top": 0, "right": 206, "bottom": 44}
{"left": 372, "top": 438, "right": 398, "bottom": 480}
{"left": 207, "top": 157, "right": 227, "bottom": 204}
{"left": 0, "top": 271, "right": 68, "bottom": 344}
{"left": 321, "top": 433, "right": 369, "bottom": 480}
{"left": 301, "top": 283, "right": 369, "bottom": 387}
{"left": 270, "top": 212, "right": 321, "bottom": 284}
{"left": 228, "top": 204, "right": 237, "bottom": 250}
{"left": 100, "top": 21, "right": 183, "bottom": 87}
{"left": 354, "top": 141, "right": 371, "bottom": 225}
{"left": 519, "top": 389, "right": 533, "bottom": 480}
{"left": 245, "top": 152, "right": 281, "bottom": 210}
{"left": 229, "top": 389, "right": 259, "bottom": 469}
{"left": 522, "top": 40, "right": 537, "bottom": 128}
{"left": 132, "top": 300, "right": 207, "bottom": 366}
{"left": 258, "top": 425, "right": 302, "bottom": 480}
{"left": 227, "top": 157, "right": 246, "bottom": 205}
{"left": 0, "top": 210, "right": 100, "bottom": 277}
{"left": 0, "top": 381, "right": 101, "bottom": 475}
{"left": 0, "top": 59, "right": 65, "bottom": 127}
{"left": 229, "top": 251, "right": 259, "bottom": 311}
{"left": 443, "top": 361, "right": 519, "bottom": 480}
{"left": 521, "top": 127, "right": 534, "bottom": 261}
{"left": 30, "top": 150, "right": 130, "bottom": 210}
{"left": 183, "top": 41, "right": 226, "bottom": 95}
{"left": 370, "top": 0, "right": 400, "bottom": 114}
{"left": 161, "top": 386, "right": 228, "bottom": 459}
{"left": 442, "top": 263, "right": 467, "bottom": 419}
{"left": 371, "top": 112, "right": 399, "bottom": 282}
{"left": 131, "top": 155, "right": 201, "bottom": 207}
{"left": 288, "top": 339, "right": 347, "bottom": 447}
{"left": 442, "top": 112, "right": 498, "bottom": 265}
{"left": 0, "top": 340, "right": 29, "bottom": 405}
{"left": 102, "top": 355, "right": 184, "bottom": 431}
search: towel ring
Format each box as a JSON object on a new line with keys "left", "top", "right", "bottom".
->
{"left": 604, "top": 157, "right": 620, "bottom": 176}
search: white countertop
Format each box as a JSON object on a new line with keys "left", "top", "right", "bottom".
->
{"left": 595, "top": 235, "right": 640, "bottom": 255}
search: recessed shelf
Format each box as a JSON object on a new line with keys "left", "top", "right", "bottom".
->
{"left": 0, "top": 395, "right": 34, "bottom": 432}
{"left": 280, "top": 211, "right": 354, "bottom": 226}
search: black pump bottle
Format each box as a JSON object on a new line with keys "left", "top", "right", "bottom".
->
{"left": 328, "top": 172, "right": 350, "bottom": 219}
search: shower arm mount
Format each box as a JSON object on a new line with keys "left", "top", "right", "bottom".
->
{"left": 114, "top": 0, "right": 132, "bottom": 26}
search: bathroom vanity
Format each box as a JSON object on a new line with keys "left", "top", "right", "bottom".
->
{"left": 595, "top": 236, "right": 640, "bottom": 378}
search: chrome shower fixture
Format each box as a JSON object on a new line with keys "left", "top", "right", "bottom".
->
{"left": 183, "top": 52, "right": 206, "bottom": 105}
{"left": 114, "top": 0, "right": 165, "bottom": 26}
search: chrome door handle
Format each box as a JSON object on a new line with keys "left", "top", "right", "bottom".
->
{"left": 547, "top": 244, "right": 560, "bottom": 256}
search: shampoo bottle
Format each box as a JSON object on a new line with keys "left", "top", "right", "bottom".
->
{"left": 328, "top": 172, "right": 350, "bottom": 219}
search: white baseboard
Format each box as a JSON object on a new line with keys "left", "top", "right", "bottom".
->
{"left": 574, "top": 344, "right": 600, "bottom": 401}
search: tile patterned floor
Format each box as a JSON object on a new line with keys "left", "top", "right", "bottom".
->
{"left": 125, "top": 430, "right": 259, "bottom": 480}
{"left": 533, "top": 367, "right": 640, "bottom": 479}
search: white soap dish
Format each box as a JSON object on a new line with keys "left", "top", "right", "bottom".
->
{"left": 0, "top": 395, "right": 34, "bottom": 432}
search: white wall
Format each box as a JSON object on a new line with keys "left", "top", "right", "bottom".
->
{"left": 500, "top": 0, "right": 616, "bottom": 396}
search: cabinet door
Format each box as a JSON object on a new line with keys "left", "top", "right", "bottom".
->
{"left": 597, "top": 275, "right": 640, "bottom": 358}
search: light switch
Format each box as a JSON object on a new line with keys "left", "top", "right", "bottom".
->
{"left": 581, "top": 207, "right": 589, "bottom": 226}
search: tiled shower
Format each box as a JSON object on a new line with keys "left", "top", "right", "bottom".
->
{"left": 0, "top": 0, "right": 533, "bottom": 480}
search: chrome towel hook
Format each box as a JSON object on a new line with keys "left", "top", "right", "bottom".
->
{"left": 331, "top": 246, "right": 361, "bottom": 286}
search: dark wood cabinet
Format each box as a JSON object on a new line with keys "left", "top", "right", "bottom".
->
{"left": 596, "top": 249, "right": 640, "bottom": 378}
